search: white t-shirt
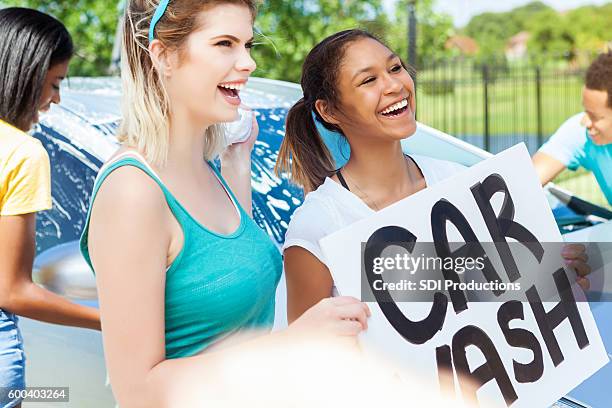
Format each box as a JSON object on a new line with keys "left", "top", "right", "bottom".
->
{"left": 282, "top": 155, "right": 467, "bottom": 269}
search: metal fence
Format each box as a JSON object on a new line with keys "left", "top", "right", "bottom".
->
{"left": 414, "top": 55, "right": 610, "bottom": 208}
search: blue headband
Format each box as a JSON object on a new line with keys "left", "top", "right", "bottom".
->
{"left": 148, "top": 0, "right": 170, "bottom": 43}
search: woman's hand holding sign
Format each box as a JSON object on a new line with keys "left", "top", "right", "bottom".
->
{"left": 289, "top": 296, "right": 371, "bottom": 337}
{"left": 562, "top": 243, "right": 591, "bottom": 291}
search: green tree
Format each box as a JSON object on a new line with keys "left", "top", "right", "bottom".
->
{"left": 253, "top": 0, "right": 387, "bottom": 82}
{"left": 566, "top": 4, "right": 612, "bottom": 55}
{"left": 384, "top": 0, "right": 455, "bottom": 66}
{"left": 525, "top": 9, "right": 575, "bottom": 60}
{"left": 463, "top": 1, "right": 612, "bottom": 61}
{"left": 464, "top": 1, "right": 553, "bottom": 59}
{"left": 0, "top": 0, "right": 480, "bottom": 80}
{"left": 7, "top": 0, "right": 121, "bottom": 76}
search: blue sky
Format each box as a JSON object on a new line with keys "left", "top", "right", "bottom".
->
{"left": 383, "top": 0, "right": 611, "bottom": 27}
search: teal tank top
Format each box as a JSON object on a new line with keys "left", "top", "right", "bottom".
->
{"left": 79, "top": 153, "right": 282, "bottom": 359}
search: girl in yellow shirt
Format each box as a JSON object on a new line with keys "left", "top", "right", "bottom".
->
{"left": 0, "top": 8, "right": 100, "bottom": 408}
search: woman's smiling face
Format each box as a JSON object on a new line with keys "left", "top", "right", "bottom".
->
{"left": 163, "top": 3, "right": 256, "bottom": 125}
{"left": 324, "top": 37, "right": 416, "bottom": 143}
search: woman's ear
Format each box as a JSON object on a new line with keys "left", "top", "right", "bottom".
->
{"left": 315, "top": 99, "right": 341, "bottom": 125}
{"left": 148, "top": 39, "right": 175, "bottom": 77}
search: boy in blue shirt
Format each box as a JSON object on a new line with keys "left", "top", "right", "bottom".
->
{"left": 533, "top": 51, "right": 612, "bottom": 205}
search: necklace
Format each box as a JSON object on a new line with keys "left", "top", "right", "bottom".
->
{"left": 343, "top": 156, "right": 415, "bottom": 212}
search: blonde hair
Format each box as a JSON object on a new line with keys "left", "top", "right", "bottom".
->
{"left": 119, "top": 0, "right": 257, "bottom": 167}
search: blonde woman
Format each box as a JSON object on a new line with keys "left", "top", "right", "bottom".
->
{"left": 80, "top": 1, "right": 370, "bottom": 406}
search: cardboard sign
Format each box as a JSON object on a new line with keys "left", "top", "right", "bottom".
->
{"left": 319, "top": 144, "right": 608, "bottom": 407}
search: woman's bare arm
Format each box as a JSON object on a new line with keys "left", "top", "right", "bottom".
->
{"left": 0, "top": 212, "right": 100, "bottom": 330}
{"left": 89, "top": 166, "right": 370, "bottom": 408}
{"left": 284, "top": 246, "right": 334, "bottom": 324}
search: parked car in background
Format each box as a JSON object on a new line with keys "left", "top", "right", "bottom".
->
{"left": 22, "top": 77, "right": 611, "bottom": 407}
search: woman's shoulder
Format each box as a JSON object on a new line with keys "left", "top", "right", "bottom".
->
{"left": 0, "top": 123, "right": 48, "bottom": 164}
{"left": 283, "top": 179, "right": 337, "bottom": 262}
{"left": 411, "top": 154, "right": 467, "bottom": 171}
{"left": 410, "top": 154, "right": 467, "bottom": 184}
{"left": 284, "top": 179, "right": 341, "bottom": 251}
{"left": 96, "top": 148, "right": 161, "bottom": 194}
{"left": 92, "top": 151, "right": 167, "bottom": 220}
{"left": 289, "top": 180, "right": 337, "bottom": 229}
{"left": 81, "top": 149, "right": 172, "bottom": 272}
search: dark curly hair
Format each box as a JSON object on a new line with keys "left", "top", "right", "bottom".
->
{"left": 585, "top": 51, "right": 612, "bottom": 108}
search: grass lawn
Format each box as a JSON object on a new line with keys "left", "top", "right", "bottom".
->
{"left": 414, "top": 67, "right": 584, "bottom": 139}
{"left": 412, "top": 63, "right": 610, "bottom": 210}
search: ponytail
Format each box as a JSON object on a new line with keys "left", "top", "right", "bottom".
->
{"left": 275, "top": 97, "right": 335, "bottom": 193}
{"left": 275, "top": 29, "right": 388, "bottom": 193}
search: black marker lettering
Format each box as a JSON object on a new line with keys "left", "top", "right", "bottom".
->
{"left": 431, "top": 199, "right": 506, "bottom": 311}
{"left": 497, "top": 300, "right": 544, "bottom": 383}
{"left": 526, "top": 268, "right": 589, "bottom": 367}
{"left": 452, "top": 325, "right": 518, "bottom": 406}
{"left": 364, "top": 226, "right": 447, "bottom": 344}
{"left": 471, "top": 174, "right": 544, "bottom": 282}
